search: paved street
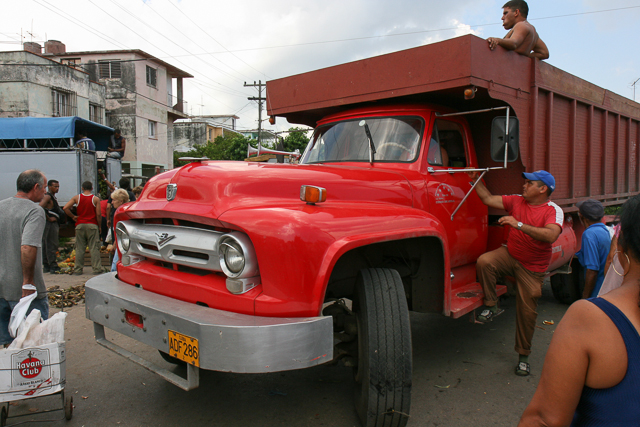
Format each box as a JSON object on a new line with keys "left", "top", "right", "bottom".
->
{"left": 6, "top": 274, "right": 570, "bottom": 427}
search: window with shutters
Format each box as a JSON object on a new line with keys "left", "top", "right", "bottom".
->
{"left": 146, "top": 65, "right": 157, "bottom": 88}
{"left": 98, "top": 60, "right": 121, "bottom": 79}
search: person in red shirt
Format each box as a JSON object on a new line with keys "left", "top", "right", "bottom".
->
{"left": 99, "top": 198, "right": 108, "bottom": 246}
{"left": 467, "top": 169, "right": 563, "bottom": 376}
{"left": 63, "top": 181, "right": 103, "bottom": 275}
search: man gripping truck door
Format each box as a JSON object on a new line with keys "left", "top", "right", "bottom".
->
{"left": 466, "top": 169, "right": 563, "bottom": 376}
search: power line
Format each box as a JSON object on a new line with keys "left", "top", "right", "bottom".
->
{"left": 30, "top": 0, "right": 128, "bottom": 49}
{"left": 165, "top": 0, "right": 271, "bottom": 80}
{"left": 8, "top": 4, "right": 640, "bottom": 61}
{"left": 84, "top": 0, "right": 251, "bottom": 105}
{"left": 152, "top": 5, "right": 640, "bottom": 56}
{"left": 143, "top": 0, "right": 249, "bottom": 84}
{"left": 104, "top": 0, "right": 248, "bottom": 94}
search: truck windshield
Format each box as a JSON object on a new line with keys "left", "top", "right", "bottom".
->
{"left": 301, "top": 117, "right": 423, "bottom": 164}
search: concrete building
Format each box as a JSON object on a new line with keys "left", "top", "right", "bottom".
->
{"left": 241, "top": 129, "right": 278, "bottom": 146}
{"left": 0, "top": 45, "right": 106, "bottom": 123}
{"left": 197, "top": 115, "right": 238, "bottom": 130}
{"left": 173, "top": 115, "right": 241, "bottom": 152}
{"left": 53, "top": 44, "right": 193, "bottom": 178}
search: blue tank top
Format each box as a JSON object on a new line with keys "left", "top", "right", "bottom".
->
{"left": 571, "top": 297, "right": 640, "bottom": 426}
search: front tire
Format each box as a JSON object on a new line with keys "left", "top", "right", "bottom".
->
{"left": 353, "top": 268, "right": 412, "bottom": 427}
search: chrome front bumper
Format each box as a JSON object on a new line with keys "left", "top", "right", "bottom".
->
{"left": 85, "top": 273, "right": 333, "bottom": 390}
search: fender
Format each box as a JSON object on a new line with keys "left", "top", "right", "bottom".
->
{"left": 219, "top": 201, "right": 451, "bottom": 317}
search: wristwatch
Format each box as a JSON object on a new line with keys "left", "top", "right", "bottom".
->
{"left": 517, "top": 222, "right": 523, "bottom": 229}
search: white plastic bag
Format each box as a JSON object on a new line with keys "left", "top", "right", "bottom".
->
{"left": 8, "top": 285, "right": 37, "bottom": 338}
{"left": 8, "top": 309, "right": 41, "bottom": 349}
{"left": 8, "top": 311, "right": 67, "bottom": 349}
{"left": 105, "top": 228, "right": 113, "bottom": 244}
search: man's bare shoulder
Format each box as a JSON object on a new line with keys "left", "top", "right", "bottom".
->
{"left": 512, "top": 21, "right": 536, "bottom": 35}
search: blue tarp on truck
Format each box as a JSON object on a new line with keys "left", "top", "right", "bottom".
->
{"left": 0, "top": 116, "right": 114, "bottom": 150}
{"left": 0, "top": 116, "right": 120, "bottom": 206}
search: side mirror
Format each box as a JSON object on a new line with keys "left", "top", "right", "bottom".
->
{"left": 490, "top": 116, "right": 519, "bottom": 162}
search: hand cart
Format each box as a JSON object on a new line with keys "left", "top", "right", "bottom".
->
{"left": 0, "top": 341, "right": 72, "bottom": 426}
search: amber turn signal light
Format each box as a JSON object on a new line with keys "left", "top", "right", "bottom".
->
{"left": 464, "top": 86, "right": 477, "bottom": 100}
{"left": 300, "top": 185, "right": 327, "bottom": 204}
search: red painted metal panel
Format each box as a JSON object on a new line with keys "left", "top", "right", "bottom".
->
{"left": 574, "top": 102, "right": 590, "bottom": 198}
{"left": 632, "top": 121, "right": 639, "bottom": 193}
{"left": 267, "top": 34, "right": 640, "bottom": 209}
{"left": 620, "top": 117, "right": 629, "bottom": 195}
{"left": 606, "top": 113, "right": 617, "bottom": 195}
{"left": 549, "top": 94, "right": 572, "bottom": 200}
{"left": 267, "top": 35, "right": 530, "bottom": 124}
{"left": 534, "top": 90, "right": 549, "bottom": 172}
{"left": 592, "top": 109, "right": 604, "bottom": 196}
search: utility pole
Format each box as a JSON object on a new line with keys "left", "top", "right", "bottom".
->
{"left": 244, "top": 81, "right": 266, "bottom": 146}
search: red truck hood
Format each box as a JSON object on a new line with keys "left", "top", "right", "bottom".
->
{"left": 141, "top": 161, "right": 414, "bottom": 218}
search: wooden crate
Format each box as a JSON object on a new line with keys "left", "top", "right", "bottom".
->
{"left": 84, "top": 249, "right": 111, "bottom": 267}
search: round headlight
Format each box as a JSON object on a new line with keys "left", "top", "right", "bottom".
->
{"left": 219, "top": 239, "right": 245, "bottom": 278}
{"left": 116, "top": 223, "right": 130, "bottom": 253}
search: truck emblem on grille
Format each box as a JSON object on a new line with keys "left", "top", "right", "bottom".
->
{"left": 166, "top": 184, "right": 177, "bottom": 201}
{"left": 156, "top": 232, "right": 176, "bottom": 247}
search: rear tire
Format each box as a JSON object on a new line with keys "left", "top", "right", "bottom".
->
{"left": 550, "top": 260, "right": 584, "bottom": 304}
{"left": 353, "top": 268, "right": 412, "bottom": 427}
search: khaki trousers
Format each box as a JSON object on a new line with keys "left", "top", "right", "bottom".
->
{"left": 74, "top": 223, "right": 102, "bottom": 274}
{"left": 477, "top": 246, "right": 546, "bottom": 356}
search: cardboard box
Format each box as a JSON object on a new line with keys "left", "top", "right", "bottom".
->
{"left": 0, "top": 342, "right": 66, "bottom": 402}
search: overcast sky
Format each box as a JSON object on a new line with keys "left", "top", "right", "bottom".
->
{"left": 2, "top": 0, "right": 639, "bottom": 133}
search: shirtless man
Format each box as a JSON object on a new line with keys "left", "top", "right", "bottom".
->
{"left": 487, "top": 0, "right": 549, "bottom": 60}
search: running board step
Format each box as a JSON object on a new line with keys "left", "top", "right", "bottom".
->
{"left": 450, "top": 282, "right": 507, "bottom": 319}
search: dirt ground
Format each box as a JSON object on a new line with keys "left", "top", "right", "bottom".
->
{"left": 4, "top": 274, "right": 569, "bottom": 427}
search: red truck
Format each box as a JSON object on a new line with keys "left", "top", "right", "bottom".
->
{"left": 86, "top": 35, "right": 640, "bottom": 427}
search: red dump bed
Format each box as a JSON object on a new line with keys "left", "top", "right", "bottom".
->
{"left": 267, "top": 35, "right": 640, "bottom": 210}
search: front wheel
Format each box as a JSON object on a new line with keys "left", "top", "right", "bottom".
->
{"left": 353, "top": 268, "right": 412, "bottom": 427}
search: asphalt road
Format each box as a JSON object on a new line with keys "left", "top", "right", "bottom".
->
{"left": 4, "top": 275, "right": 570, "bottom": 427}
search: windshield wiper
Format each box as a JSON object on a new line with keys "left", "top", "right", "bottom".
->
{"left": 359, "top": 120, "right": 376, "bottom": 164}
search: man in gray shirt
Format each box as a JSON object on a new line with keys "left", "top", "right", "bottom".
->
{"left": 0, "top": 169, "right": 49, "bottom": 346}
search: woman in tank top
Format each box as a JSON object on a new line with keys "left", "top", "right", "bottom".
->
{"left": 519, "top": 195, "right": 640, "bottom": 426}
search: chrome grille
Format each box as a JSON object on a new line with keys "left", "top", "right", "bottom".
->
{"left": 120, "top": 221, "right": 224, "bottom": 271}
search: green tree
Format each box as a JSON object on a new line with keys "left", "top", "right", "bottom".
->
{"left": 173, "top": 133, "right": 253, "bottom": 167}
{"left": 282, "top": 127, "right": 311, "bottom": 153}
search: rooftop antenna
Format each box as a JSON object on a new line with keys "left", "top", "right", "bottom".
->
{"left": 632, "top": 77, "right": 640, "bottom": 102}
{"left": 196, "top": 95, "right": 204, "bottom": 116}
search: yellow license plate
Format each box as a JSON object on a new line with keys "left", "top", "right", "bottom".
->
{"left": 168, "top": 330, "right": 199, "bottom": 367}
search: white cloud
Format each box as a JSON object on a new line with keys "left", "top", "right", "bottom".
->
{"left": 1, "top": 0, "right": 639, "bottom": 129}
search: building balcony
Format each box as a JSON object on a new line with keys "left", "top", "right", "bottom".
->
{"left": 167, "top": 94, "right": 189, "bottom": 119}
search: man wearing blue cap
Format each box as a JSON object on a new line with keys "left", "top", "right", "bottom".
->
{"left": 467, "top": 169, "right": 563, "bottom": 376}
{"left": 575, "top": 199, "right": 610, "bottom": 298}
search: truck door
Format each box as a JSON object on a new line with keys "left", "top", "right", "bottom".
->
{"left": 425, "top": 117, "right": 487, "bottom": 267}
